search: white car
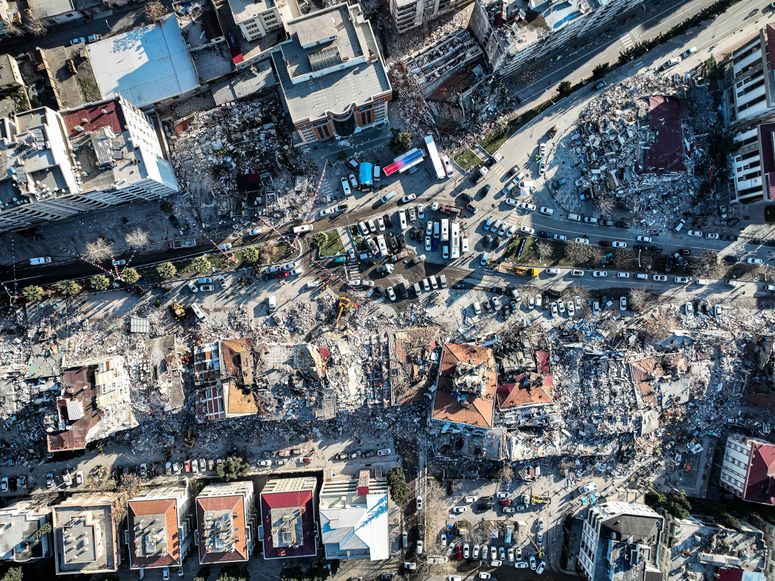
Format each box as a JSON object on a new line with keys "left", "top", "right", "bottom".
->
{"left": 386, "top": 286, "right": 397, "bottom": 301}
{"left": 653, "top": 274, "right": 668, "bottom": 282}
{"left": 290, "top": 267, "right": 303, "bottom": 276}
{"left": 571, "top": 269, "right": 584, "bottom": 277}
{"left": 685, "top": 302, "right": 694, "bottom": 316}
{"left": 443, "top": 156, "right": 454, "bottom": 175}
{"left": 619, "top": 296, "right": 627, "bottom": 311}
{"left": 217, "top": 243, "right": 232, "bottom": 251}
{"left": 536, "top": 561, "right": 546, "bottom": 575}
{"left": 705, "top": 232, "right": 719, "bottom": 240}
{"left": 340, "top": 177, "right": 351, "bottom": 196}
{"left": 403, "top": 562, "right": 417, "bottom": 571}
{"left": 574, "top": 237, "right": 589, "bottom": 244}
{"left": 248, "top": 227, "right": 262, "bottom": 236}
{"left": 348, "top": 174, "right": 358, "bottom": 189}
{"left": 506, "top": 224, "right": 516, "bottom": 237}
{"left": 367, "top": 219, "right": 377, "bottom": 233}
{"left": 539, "top": 206, "right": 554, "bottom": 215}
{"left": 747, "top": 257, "right": 764, "bottom": 265}
{"left": 687, "top": 229, "right": 703, "bottom": 237}
{"left": 505, "top": 197, "right": 519, "bottom": 207}
{"left": 612, "top": 240, "right": 627, "bottom": 248}
{"left": 530, "top": 555, "right": 537, "bottom": 570}
{"left": 357, "top": 221, "right": 369, "bottom": 236}
{"left": 416, "top": 204, "right": 425, "bottom": 219}
{"left": 490, "top": 546, "right": 497, "bottom": 561}
{"left": 515, "top": 561, "right": 529, "bottom": 569}
{"left": 674, "top": 276, "right": 690, "bottom": 283}
{"left": 552, "top": 233, "right": 567, "bottom": 241}
{"left": 283, "top": 261, "right": 299, "bottom": 271}
{"left": 400, "top": 194, "right": 417, "bottom": 204}
{"left": 463, "top": 544, "right": 470, "bottom": 559}
{"left": 520, "top": 226, "right": 535, "bottom": 236}
{"left": 616, "top": 272, "right": 630, "bottom": 279}
{"left": 187, "top": 281, "right": 199, "bottom": 293}
{"left": 636, "top": 235, "right": 652, "bottom": 242}
{"left": 416, "top": 540, "right": 423, "bottom": 555}
{"left": 377, "top": 217, "right": 386, "bottom": 232}
{"left": 483, "top": 216, "right": 494, "bottom": 231}
{"left": 546, "top": 268, "right": 560, "bottom": 275}
{"left": 592, "top": 270, "right": 608, "bottom": 277}
{"left": 517, "top": 201, "right": 536, "bottom": 211}
{"left": 319, "top": 207, "right": 337, "bottom": 218}
{"left": 425, "top": 236, "right": 432, "bottom": 252}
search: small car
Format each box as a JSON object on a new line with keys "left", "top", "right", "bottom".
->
{"left": 86, "top": 33, "right": 102, "bottom": 43}
{"left": 747, "top": 257, "right": 764, "bottom": 265}
{"left": 187, "top": 281, "right": 199, "bottom": 293}
{"left": 112, "top": 259, "right": 126, "bottom": 266}
{"left": 705, "top": 232, "right": 719, "bottom": 240}
{"left": 425, "top": 236, "right": 432, "bottom": 251}
{"left": 416, "top": 204, "right": 425, "bottom": 220}
{"left": 636, "top": 235, "right": 652, "bottom": 242}
{"left": 217, "top": 243, "right": 232, "bottom": 251}
{"left": 386, "top": 287, "right": 397, "bottom": 301}
{"left": 619, "top": 296, "right": 627, "bottom": 311}
{"left": 536, "top": 561, "right": 546, "bottom": 575}
{"left": 653, "top": 274, "right": 668, "bottom": 282}
{"left": 574, "top": 237, "right": 589, "bottom": 244}
{"left": 348, "top": 174, "right": 358, "bottom": 189}
{"left": 400, "top": 194, "right": 417, "bottom": 204}
{"left": 340, "top": 177, "right": 351, "bottom": 196}
{"left": 612, "top": 240, "right": 627, "bottom": 248}
{"left": 70, "top": 37, "right": 86, "bottom": 46}
{"left": 520, "top": 226, "right": 535, "bottom": 236}
{"left": 505, "top": 197, "right": 519, "bottom": 207}
{"left": 592, "top": 270, "right": 608, "bottom": 278}
{"left": 674, "top": 276, "right": 690, "bottom": 283}
{"left": 552, "top": 233, "right": 567, "bottom": 241}
{"left": 346, "top": 158, "right": 359, "bottom": 170}
{"left": 617, "top": 272, "right": 630, "bottom": 279}
{"left": 319, "top": 207, "right": 337, "bottom": 218}
{"left": 530, "top": 555, "right": 537, "bottom": 570}
{"left": 687, "top": 229, "right": 703, "bottom": 237}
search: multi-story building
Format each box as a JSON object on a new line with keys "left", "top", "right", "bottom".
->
{"left": 390, "top": 0, "right": 473, "bottom": 34}
{"left": 0, "top": 54, "right": 23, "bottom": 94}
{"left": 52, "top": 493, "right": 120, "bottom": 576}
{"left": 228, "top": 0, "right": 284, "bottom": 42}
{"left": 271, "top": 3, "right": 392, "bottom": 147}
{"left": 193, "top": 339, "right": 259, "bottom": 422}
{"left": 0, "top": 96, "right": 179, "bottom": 232}
{"left": 730, "top": 25, "right": 775, "bottom": 123}
{"left": 0, "top": 500, "right": 52, "bottom": 563}
{"left": 259, "top": 476, "right": 318, "bottom": 559}
{"left": 719, "top": 434, "right": 775, "bottom": 506}
{"left": 127, "top": 486, "right": 194, "bottom": 572}
{"left": 730, "top": 123, "right": 775, "bottom": 204}
{"left": 431, "top": 343, "right": 497, "bottom": 435}
{"left": 195, "top": 481, "right": 257, "bottom": 564}
{"left": 578, "top": 501, "right": 664, "bottom": 581}
{"left": 46, "top": 357, "right": 137, "bottom": 453}
{"left": 468, "top": 0, "right": 643, "bottom": 79}
{"left": 319, "top": 470, "right": 389, "bottom": 561}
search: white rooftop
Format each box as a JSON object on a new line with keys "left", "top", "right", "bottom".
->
{"left": 87, "top": 15, "right": 200, "bottom": 108}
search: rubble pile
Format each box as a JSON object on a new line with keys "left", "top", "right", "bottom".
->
{"left": 168, "top": 94, "right": 318, "bottom": 227}
{"left": 566, "top": 73, "right": 708, "bottom": 229}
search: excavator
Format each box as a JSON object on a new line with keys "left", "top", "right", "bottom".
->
{"left": 334, "top": 295, "right": 352, "bottom": 328}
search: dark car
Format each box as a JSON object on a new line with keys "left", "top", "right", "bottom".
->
{"left": 633, "top": 244, "right": 647, "bottom": 251}
{"left": 677, "top": 248, "right": 691, "bottom": 256}
{"left": 483, "top": 234, "right": 494, "bottom": 248}
{"left": 483, "top": 157, "right": 497, "bottom": 168}
{"left": 336, "top": 203, "right": 349, "bottom": 212}
{"left": 598, "top": 240, "right": 611, "bottom": 247}
{"left": 723, "top": 255, "right": 739, "bottom": 264}
{"left": 477, "top": 185, "right": 491, "bottom": 199}
{"left": 599, "top": 218, "right": 615, "bottom": 227}
{"left": 460, "top": 193, "right": 473, "bottom": 204}
{"left": 614, "top": 220, "right": 631, "bottom": 228}
{"left": 383, "top": 213, "right": 393, "bottom": 228}
{"left": 648, "top": 246, "right": 663, "bottom": 253}
{"left": 536, "top": 230, "right": 549, "bottom": 238}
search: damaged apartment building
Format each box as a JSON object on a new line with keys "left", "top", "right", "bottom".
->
{"left": 467, "top": 0, "right": 645, "bottom": 78}
{"left": 44, "top": 356, "right": 138, "bottom": 454}
{"left": 0, "top": 96, "right": 178, "bottom": 232}
{"left": 193, "top": 338, "right": 327, "bottom": 422}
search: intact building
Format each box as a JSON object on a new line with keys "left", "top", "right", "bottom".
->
{"left": 259, "top": 476, "right": 318, "bottom": 559}
{"left": 228, "top": 0, "right": 284, "bottom": 42}
{"left": 390, "top": 0, "right": 473, "bottom": 34}
{"left": 0, "top": 97, "right": 178, "bottom": 232}
{"left": 271, "top": 3, "right": 392, "bottom": 147}
{"left": 0, "top": 500, "right": 52, "bottom": 563}
{"left": 195, "top": 481, "right": 257, "bottom": 564}
{"left": 578, "top": 501, "right": 664, "bottom": 581}
{"left": 729, "top": 25, "right": 775, "bottom": 123}
{"left": 127, "top": 486, "right": 194, "bottom": 571}
{"left": 319, "top": 470, "right": 389, "bottom": 561}
{"left": 52, "top": 493, "right": 120, "bottom": 576}
{"left": 719, "top": 434, "right": 775, "bottom": 506}
{"left": 730, "top": 122, "right": 775, "bottom": 204}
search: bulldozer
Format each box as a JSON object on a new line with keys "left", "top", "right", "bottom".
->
{"left": 169, "top": 302, "right": 186, "bottom": 320}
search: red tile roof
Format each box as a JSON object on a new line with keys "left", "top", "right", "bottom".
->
{"left": 432, "top": 344, "right": 497, "bottom": 429}
{"left": 61, "top": 99, "right": 126, "bottom": 138}
{"left": 260, "top": 488, "right": 317, "bottom": 558}
{"left": 744, "top": 440, "right": 775, "bottom": 505}
{"left": 128, "top": 498, "right": 180, "bottom": 569}
{"left": 196, "top": 495, "right": 248, "bottom": 563}
{"left": 644, "top": 95, "right": 687, "bottom": 174}
{"left": 497, "top": 373, "right": 554, "bottom": 408}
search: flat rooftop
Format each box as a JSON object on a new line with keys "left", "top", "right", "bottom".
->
{"left": 53, "top": 500, "right": 116, "bottom": 575}
{"left": 228, "top": 0, "right": 276, "bottom": 24}
{"left": 87, "top": 14, "right": 199, "bottom": 107}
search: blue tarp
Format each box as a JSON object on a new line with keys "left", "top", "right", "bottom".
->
{"left": 359, "top": 162, "right": 374, "bottom": 189}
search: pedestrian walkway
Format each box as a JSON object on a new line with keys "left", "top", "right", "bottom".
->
{"left": 619, "top": 33, "right": 635, "bottom": 50}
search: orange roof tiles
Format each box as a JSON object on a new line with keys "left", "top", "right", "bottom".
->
{"left": 196, "top": 495, "right": 248, "bottom": 564}
{"left": 128, "top": 498, "right": 180, "bottom": 569}
{"left": 497, "top": 373, "right": 554, "bottom": 408}
{"left": 432, "top": 344, "right": 497, "bottom": 429}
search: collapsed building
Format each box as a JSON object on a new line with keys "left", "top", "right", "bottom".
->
{"left": 44, "top": 357, "right": 138, "bottom": 454}
{"left": 561, "top": 74, "right": 707, "bottom": 230}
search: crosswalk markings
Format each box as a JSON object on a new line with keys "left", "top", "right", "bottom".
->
{"left": 620, "top": 34, "right": 634, "bottom": 50}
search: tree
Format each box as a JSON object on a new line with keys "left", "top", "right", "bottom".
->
{"left": 536, "top": 241, "right": 554, "bottom": 262}
{"left": 83, "top": 237, "right": 113, "bottom": 263}
{"left": 121, "top": 267, "right": 141, "bottom": 284}
{"left": 310, "top": 232, "right": 327, "bottom": 248}
{"left": 89, "top": 274, "right": 111, "bottom": 291}
{"left": 216, "top": 456, "right": 249, "bottom": 481}
{"left": 629, "top": 288, "right": 649, "bottom": 310}
{"left": 53, "top": 280, "right": 82, "bottom": 297}
{"left": 566, "top": 242, "right": 597, "bottom": 264}
{"left": 21, "top": 285, "right": 45, "bottom": 302}
{"left": 1, "top": 567, "right": 22, "bottom": 581}
{"left": 190, "top": 256, "right": 212, "bottom": 275}
{"left": 240, "top": 247, "right": 261, "bottom": 265}
{"left": 145, "top": 0, "right": 168, "bottom": 22}
{"left": 388, "top": 128, "right": 413, "bottom": 154}
{"left": 591, "top": 62, "right": 610, "bottom": 80}
{"left": 557, "top": 81, "right": 573, "bottom": 97}
{"left": 387, "top": 467, "right": 410, "bottom": 505}
{"left": 156, "top": 261, "right": 177, "bottom": 280}
{"left": 125, "top": 228, "right": 150, "bottom": 249}
{"left": 31, "top": 522, "right": 52, "bottom": 541}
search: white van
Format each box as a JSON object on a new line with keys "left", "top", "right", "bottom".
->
{"left": 379, "top": 191, "right": 395, "bottom": 205}
{"left": 268, "top": 295, "right": 277, "bottom": 312}
{"left": 439, "top": 274, "right": 447, "bottom": 288}
{"left": 373, "top": 165, "right": 381, "bottom": 184}
{"left": 399, "top": 211, "right": 408, "bottom": 231}
{"left": 292, "top": 224, "right": 314, "bottom": 234}
{"left": 29, "top": 256, "right": 51, "bottom": 265}
{"left": 190, "top": 302, "right": 208, "bottom": 323}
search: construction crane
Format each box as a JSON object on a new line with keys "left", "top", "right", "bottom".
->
{"left": 334, "top": 295, "right": 352, "bottom": 328}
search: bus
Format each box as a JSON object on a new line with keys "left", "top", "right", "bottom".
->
{"left": 440, "top": 218, "right": 449, "bottom": 242}
{"left": 450, "top": 222, "right": 460, "bottom": 259}
{"left": 424, "top": 134, "right": 446, "bottom": 181}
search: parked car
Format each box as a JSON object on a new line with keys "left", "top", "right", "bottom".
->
{"left": 400, "top": 194, "right": 417, "bottom": 204}
{"left": 747, "top": 257, "right": 764, "bottom": 265}
{"left": 592, "top": 270, "right": 608, "bottom": 277}
{"left": 340, "top": 177, "right": 351, "bottom": 196}
{"left": 653, "top": 274, "right": 668, "bottom": 282}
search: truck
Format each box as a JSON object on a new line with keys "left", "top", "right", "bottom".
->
{"left": 439, "top": 204, "right": 461, "bottom": 217}
{"left": 512, "top": 266, "right": 539, "bottom": 277}
{"left": 167, "top": 238, "right": 196, "bottom": 249}
{"left": 292, "top": 224, "right": 314, "bottom": 234}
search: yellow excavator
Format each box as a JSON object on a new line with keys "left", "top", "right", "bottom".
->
{"left": 334, "top": 295, "right": 351, "bottom": 328}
